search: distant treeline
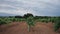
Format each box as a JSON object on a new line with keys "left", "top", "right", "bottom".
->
{"left": 0, "top": 13, "right": 60, "bottom": 18}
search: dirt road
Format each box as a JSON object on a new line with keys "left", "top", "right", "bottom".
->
{"left": 0, "top": 22, "right": 60, "bottom": 34}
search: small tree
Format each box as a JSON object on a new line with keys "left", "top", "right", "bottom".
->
{"left": 26, "top": 16, "right": 35, "bottom": 32}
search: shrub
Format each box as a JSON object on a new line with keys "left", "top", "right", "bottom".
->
{"left": 26, "top": 16, "right": 35, "bottom": 32}
{"left": 0, "top": 20, "right": 7, "bottom": 25}
{"left": 54, "top": 19, "right": 60, "bottom": 31}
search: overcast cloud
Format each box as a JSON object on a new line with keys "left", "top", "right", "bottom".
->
{"left": 0, "top": 0, "right": 60, "bottom": 16}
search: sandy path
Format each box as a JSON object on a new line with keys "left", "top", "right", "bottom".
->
{"left": 0, "top": 22, "right": 60, "bottom": 34}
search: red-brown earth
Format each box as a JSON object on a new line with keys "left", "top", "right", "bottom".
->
{"left": 0, "top": 21, "right": 60, "bottom": 34}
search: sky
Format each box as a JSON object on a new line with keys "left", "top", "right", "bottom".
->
{"left": 0, "top": 0, "right": 60, "bottom": 16}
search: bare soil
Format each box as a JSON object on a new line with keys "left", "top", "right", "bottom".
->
{"left": 0, "top": 22, "right": 60, "bottom": 34}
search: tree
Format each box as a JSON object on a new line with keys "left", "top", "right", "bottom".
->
{"left": 15, "top": 16, "right": 23, "bottom": 18}
{"left": 23, "top": 13, "right": 33, "bottom": 18}
{"left": 26, "top": 16, "right": 35, "bottom": 32}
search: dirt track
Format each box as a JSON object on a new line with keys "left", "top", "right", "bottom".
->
{"left": 0, "top": 22, "right": 60, "bottom": 34}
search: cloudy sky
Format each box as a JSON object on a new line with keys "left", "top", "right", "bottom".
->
{"left": 0, "top": 0, "right": 60, "bottom": 16}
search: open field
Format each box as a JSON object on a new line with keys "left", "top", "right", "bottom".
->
{"left": 0, "top": 22, "right": 60, "bottom": 34}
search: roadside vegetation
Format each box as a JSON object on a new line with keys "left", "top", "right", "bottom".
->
{"left": 0, "top": 13, "right": 60, "bottom": 32}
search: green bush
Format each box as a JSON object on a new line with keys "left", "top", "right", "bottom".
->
{"left": 0, "top": 20, "right": 7, "bottom": 25}
{"left": 51, "top": 18, "right": 55, "bottom": 23}
{"left": 26, "top": 16, "right": 35, "bottom": 32}
{"left": 54, "top": 19, "right": 60, "bottom": 31}
{"left": 40, "top": 19, "right": 47, "bottom": 23}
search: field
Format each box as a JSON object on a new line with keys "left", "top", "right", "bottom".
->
{"left": 0, "top": 14, "right": 60, "bottom": 34}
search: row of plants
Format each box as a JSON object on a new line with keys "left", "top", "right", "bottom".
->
{"left": 0, "top": 17, "right": 26, "bottom": 25}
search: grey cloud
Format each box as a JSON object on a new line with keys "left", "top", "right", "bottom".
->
{"left": 0, "top": 0, "right": 60, "bottom": 16}
{"left": 0, "top": 12, "right": 16, "bottom": 16}
{"left": 0, "top": 6, "right": 16, "bottom": 10}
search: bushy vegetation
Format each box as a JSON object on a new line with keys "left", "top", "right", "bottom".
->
{"left": 0, "top": 20, "right": 7, "bottom": 25}
{"left": 26, "top": 16, "right": 35, "bottom": 32}
{"left": 0, "top": 13, "right": 60, "bottom": 32}
{"left": 54, "top": 18, "right": 60, "bottom": 31}
{"left": 0, "top": 17, "right": 25, "bottom": 25}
